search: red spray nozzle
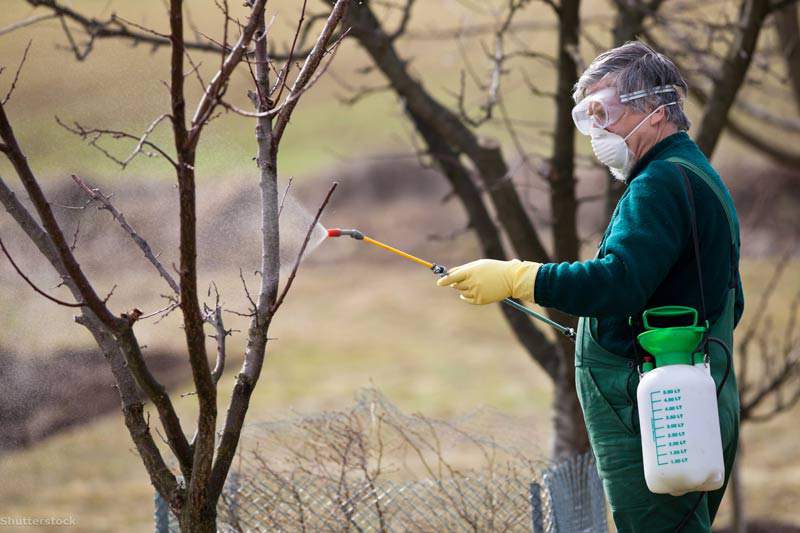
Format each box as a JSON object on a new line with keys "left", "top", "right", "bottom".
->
{"left": 326, "top": 228, "right": 364, "bottom": 240}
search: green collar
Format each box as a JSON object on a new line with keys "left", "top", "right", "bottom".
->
{"left": 626, "top": 131, "right": 694, "bottom": 185}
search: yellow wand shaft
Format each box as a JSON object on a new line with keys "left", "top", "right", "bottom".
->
{"left": 362, "top": 236, "right": 435, "bottom": 269}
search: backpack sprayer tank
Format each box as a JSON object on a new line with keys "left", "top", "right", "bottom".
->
{"left": 635, "top": 306, "right": 725, "bottom": 496}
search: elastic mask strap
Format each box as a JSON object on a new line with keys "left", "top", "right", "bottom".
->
{"left": 622, "top": 102, "right": 676, "bottom": 142}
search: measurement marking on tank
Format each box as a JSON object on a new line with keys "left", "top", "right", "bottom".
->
{"left": 650, "top": 389, "right": 687, "bottom": 466}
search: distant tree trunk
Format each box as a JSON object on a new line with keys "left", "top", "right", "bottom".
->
{"left": 606, "top": 1, "right": 665, "bottom": 219}
{"left": 549, "top": 0, "right": 590, "bottom": 459}
{"left": 730, "top": 443, "right": 748, "bottom": 533}
{"left": 694, "top": 0, "right": 772, "bottom": 157}
{"left": 775, "top": 2, "right": 800, "bottom": 112}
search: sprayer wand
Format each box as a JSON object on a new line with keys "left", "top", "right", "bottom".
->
{"left": 327, "top": 228, "right": 576, "bottom": 341}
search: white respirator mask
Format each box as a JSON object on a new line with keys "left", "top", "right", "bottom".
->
{"left": 572, "top": 85, "right": 679, "bottom": 180}
{"left": 589, "top": 102, "right": 675, "bottom": 180}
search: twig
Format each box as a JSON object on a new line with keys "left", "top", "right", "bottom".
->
{"left": 0, "top": 234, "right": 84, "bottom": 307}
{"left": 56, "top": 117, "right": 178, "bottom": 169}
{"left": 271, "top": 0, "right": 350, "bottom": 144}
{"left": 204, "top": 282, "right": 229, "bottom": 385}
{"left": 139, "top": 301, "right": 181, "bottom": 321}
{"left": 58, "top": 15, "right": 94, "bottom": 60}
{"left": 0, "top": 13, "right": 57, "bottom": 37}
{"left": 2, "top": 40, "right": 33, "bottom": 105}
{"left": 271, "top": 181, "right": 338, "bottom": 313}
{"left": 123, "top": 114, "right": 172, "bottom": 167}
{"left": 278, "top": 177, "right": 294, "bottom": 218}
{"left": 273, "top": 0, "right": 309, "bottom": 106}
{"left": 186, "top": 0, "right": 268, "bottom": 147}
{"left": 238, "top": 267, "right": 257, "bottom": 316}
{"left": 71, "top": 174, "right": 180, "bottom": 295}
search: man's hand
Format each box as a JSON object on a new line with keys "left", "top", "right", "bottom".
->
{"left": 436, "top": 259, "right": 541, "bottom": 305}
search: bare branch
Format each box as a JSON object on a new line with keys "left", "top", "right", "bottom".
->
{"left": 278, "top": 177, "right": 294, "bottom": 218}
{"left": 389, "top": 0, "right": 417, "bottom": 40}
{"left": 58, "top": 14, "right": 95, "bottom": 60}
{"left": 25, "top": 0, "right": 219, "bottom": 54}
{"left": 737, "top": 247, "right": 800, "bottom": 424}
{"left": 71, "top": 174, "right": 180, "bottom": 295}
{"left": 0, "top": 102, "right": 124, "bottom": 332}
{"left": 271, "top": 181, "right": 338, "bottom": 314}
{"left": 0, "top": 234, "right": 84, "bottom": 307}
{"left": 139, "top": 301, "right": 181, "bottom": 321}
{"left": 273, "top": 0, "right": 309, "bottom": 106}
{"left": 113, "top": 14, "right": 170, "bottom": 39}
{"left": 272, "top": 0, "right": 350, "bottom": 144}
{"left": 2, "top": 40, "right": 33, "bottom": 105}
{"left": 186, "top": 0, "right": 269, "bottom": 149}
{"left": 0, "top": 13, "right": 57, "bottom": 37}
{"left": 0, "top": 177, "right": 180, "bottom": 503}
{"left": 204, "top": 282, "right": 229, "bottom": 385}
{"left": 734, "top": 98, "right": 800, "bottom": 133}
{"left": 55, "top": 116, "right": 178, "bottom": 169}
{"left": 124, "top": 114, "right": 173, "bottom": 166}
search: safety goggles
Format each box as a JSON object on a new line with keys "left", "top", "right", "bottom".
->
{"left": 571, "top": 85, "right": 678, "bottom": 135}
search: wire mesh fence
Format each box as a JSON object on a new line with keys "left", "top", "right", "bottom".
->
{"left": 154, "top": 389, "right": 607, "bottom": 532}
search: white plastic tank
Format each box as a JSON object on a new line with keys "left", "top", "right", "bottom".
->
{"left": 637, "top": 360, "right": 725, "bottom": 496}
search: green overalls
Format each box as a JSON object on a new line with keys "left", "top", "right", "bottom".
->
{"left": 575, "top": 158, "right": 741, "bottom": 532}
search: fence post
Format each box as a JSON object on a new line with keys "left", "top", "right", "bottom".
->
{"left": 154, "top": 491, "right": 170, "bottom": 533}
{"left": 542, "top": 451, "right": 607, "bottom": 533}
{"left": 530, "top": 481, "right": 544, "bottom": 533}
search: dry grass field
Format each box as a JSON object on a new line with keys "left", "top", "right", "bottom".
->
{"left": 1, "top": 0, "right": 799, "bottom": 531}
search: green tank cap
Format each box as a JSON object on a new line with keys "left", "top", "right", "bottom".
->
{"left": 636, "top": 306, "right": 707, "bottom": 367}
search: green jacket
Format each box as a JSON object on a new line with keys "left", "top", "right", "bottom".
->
{"left": 534, "top": 131, "right": 744, "bottom": 357}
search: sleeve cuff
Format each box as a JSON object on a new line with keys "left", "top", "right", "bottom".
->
{"left": 534, "top": 263, "right": 554, "bottom": 306}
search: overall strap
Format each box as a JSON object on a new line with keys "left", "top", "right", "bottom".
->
{"left": 672, "top": 162, "right": 708, "bottom": 323}
{"left": 665, "top": 157, "right": 739, "bottom": 248}
{"left": 666, "top": 156, "right": 740, "bottom": 292}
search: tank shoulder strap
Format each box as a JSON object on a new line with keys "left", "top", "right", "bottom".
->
{"left": 665, "top": 156, "right": 738, "bottom": 248}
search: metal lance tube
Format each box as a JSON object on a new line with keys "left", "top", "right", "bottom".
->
{"left": 327, "top": 228, "right": 576, "bottom": 341}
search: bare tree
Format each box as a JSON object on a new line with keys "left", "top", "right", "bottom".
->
{"left": 0, "top": 0, "right": 350, "bottom": 530}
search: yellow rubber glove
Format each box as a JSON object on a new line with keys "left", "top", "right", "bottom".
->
{"left": 436, "top": 259, "right": 541, "bottom": 305}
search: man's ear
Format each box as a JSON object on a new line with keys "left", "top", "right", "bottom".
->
{"left": 650, "top": 106, "right": 667, "bottom": 125}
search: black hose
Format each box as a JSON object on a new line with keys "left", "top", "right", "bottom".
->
{"left": 672, "top": 336, "right": 733, "bottom": 532}
{"left": 707, "top": 336, "right": 732, "bottom": 397}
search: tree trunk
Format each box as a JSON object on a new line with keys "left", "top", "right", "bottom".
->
{"left": 551, "top": 0, "right": 581, "bottom": 264}
{"left": 694, "top": 0, "right": 771, "bottom": 157}
{"left": 551, "top": 339, "right": 591, "bottom": 459}
{"left": 730, "top": 437, "right": 747, "bottom": 533}
{"left": 606, "top": 1, "right": 666, "bottom": 219}
{"left": 179, "top": 504, "right": 217, "bottom": 533}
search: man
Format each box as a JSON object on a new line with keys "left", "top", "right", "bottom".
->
{"left": 437, "top": 41, "right": 743, "bottom": 532}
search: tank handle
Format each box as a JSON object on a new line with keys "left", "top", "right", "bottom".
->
{"left": 641, "top": 306, "right": 698, "bottom": 330}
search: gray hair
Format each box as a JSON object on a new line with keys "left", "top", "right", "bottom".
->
{"left": 573, "top": 41, "right": 691, "bottom": 131}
